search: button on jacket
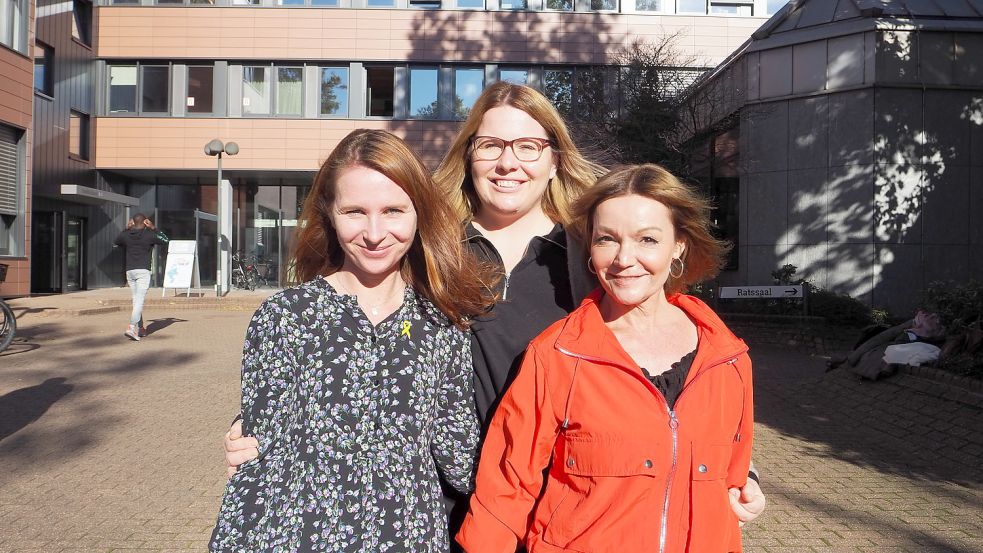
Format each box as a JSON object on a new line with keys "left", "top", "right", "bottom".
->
{"left": 457, "top": 290, "right": 754, "bottom": 553}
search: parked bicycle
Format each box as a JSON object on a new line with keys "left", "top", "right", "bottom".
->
{"left": 0, "top": 263, "right": 17, "bottom": 352}
{"left": 231, "top": 252, "right": 262, "bottom": 291}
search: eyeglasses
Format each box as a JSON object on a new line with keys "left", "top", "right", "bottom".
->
{"left": 471, "top": 136, "right": 553, "bottom": 162}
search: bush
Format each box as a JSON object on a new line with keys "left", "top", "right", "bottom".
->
{"left": 921, "top": 280, "right": 983, "bottom": 331}
{"left": 806, "top": 287, "right": 874, "bottom": 326}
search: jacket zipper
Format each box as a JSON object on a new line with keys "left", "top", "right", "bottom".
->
{"left": 556, "top": 346, "right": 744, "bottom": 553}
{"left": 502, "top": 272, "right": 511, "bottom": 300}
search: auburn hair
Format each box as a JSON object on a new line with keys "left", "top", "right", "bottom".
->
{"left": 572, "top": 164, "right": 731, "bottom": 295}
{"left": 290, "top": 129, "right": 494, "bottom": 327}
{"left": 433, "top": 81, "right": 606, "bottom": 227}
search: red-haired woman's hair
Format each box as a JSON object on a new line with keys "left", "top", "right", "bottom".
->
{"left": 290, "top": 129, "right": 494, "bottom": 327}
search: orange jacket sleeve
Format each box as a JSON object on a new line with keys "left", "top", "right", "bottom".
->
{"left": 725, "top": 355, "right": 754, "bottom": 489}
{"left": 457, "top": 343, "right": 562, "bottom": 552}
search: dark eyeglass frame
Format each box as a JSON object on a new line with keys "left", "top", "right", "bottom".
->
{"left": 470, "top": 136, "right": 554, "bottom": 162}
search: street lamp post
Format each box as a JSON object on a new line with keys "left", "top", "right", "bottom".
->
{"left": 204, "top": 139, "right": 239, "bottom": 297}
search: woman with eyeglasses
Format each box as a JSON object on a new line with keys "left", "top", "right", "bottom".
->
{"left": 222, "top": 82, "right": 766, "bottom": 544}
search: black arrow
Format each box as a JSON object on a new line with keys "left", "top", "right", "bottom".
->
{"left": 784, "top": 288, "right": 797, "bottom": 296}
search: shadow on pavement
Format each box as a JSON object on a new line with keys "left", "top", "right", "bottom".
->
{"left": 752, "top": 346, "right": 983, "bottom": 490}
{"left": 144, "top": 317, "right": 188, "bottom": 336}
{"left": 0, "top": 378, "right": 74, "bottom": 441}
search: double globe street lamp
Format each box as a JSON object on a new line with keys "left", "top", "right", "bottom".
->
{"left": 204, "top": 139, "right": 239, "bottom": 297}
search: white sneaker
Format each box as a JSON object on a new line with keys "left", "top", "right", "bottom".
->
{"left": 125, "top": 326, "right": 141, "bottom": 341}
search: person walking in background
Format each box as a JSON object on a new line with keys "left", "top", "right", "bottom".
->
{"left": 114, "top": 213, "right": 168, "bottom": 341}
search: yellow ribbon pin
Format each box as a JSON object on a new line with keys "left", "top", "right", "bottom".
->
{"left": 400, "top": 320, "right": 412, "bottom": 339}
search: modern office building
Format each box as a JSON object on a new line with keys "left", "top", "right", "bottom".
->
{"left": 25, "top": 0, "right": 788, "bottom": 293}
{"left": 682, "top": 0, "right": 983, "bottom": 314}
{"left": 0, "top": 0, "right": 34, "bottom": 297}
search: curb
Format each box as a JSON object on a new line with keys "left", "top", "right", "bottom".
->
{"left": 895, "top": 365, "right": 983, "bottom": 409}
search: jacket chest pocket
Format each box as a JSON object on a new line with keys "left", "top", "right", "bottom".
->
{"left": 691, "top": 442, "right": 732, "bottom": 481}
{"left": 560, "top": 434, "right": 662, "bottom": 478}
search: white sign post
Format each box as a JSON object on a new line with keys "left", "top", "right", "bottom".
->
{"left": 719, "top": 285, "right": 804, "bottom": 299}
{"left": 162, "top": 240, "right": 201, "bottom": 297}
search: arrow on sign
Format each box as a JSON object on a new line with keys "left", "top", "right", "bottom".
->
{"left": 784, "top": 288, "right": 798, "bottom": 296}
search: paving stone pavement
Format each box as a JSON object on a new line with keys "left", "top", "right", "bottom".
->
{"left": 0, "top": 302, "right": 980, "bottom": 552}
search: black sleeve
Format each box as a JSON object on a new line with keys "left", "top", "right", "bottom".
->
{"left": 114, "top": 231, "right": 126, "bottom": 247}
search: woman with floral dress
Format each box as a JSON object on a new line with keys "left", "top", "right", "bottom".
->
{"left": 209, "top": 129, "right": 495, "bottom": 552}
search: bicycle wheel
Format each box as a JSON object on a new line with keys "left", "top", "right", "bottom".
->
{"left": 0, "top": 300, "right": 15, "bottom": 352}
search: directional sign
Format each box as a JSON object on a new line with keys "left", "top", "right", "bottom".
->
{"left": 719, "top": 285, "right": 804, "bottom": 299}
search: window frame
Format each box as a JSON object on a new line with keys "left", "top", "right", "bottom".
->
{"left": 72, "top": 0, "right": 93, "bottom": 48}
{"left": 364, "top": 65, "right": 397, "bottom": 119}
{"left": 452, "top": 66, "right": 485, "bottom": 120}
{"left": 107, "top": 63, "right": 139, "bottom": 115}
{"left": 318, "top": 66, "right": 350, "bottom": 118}
{"left": 241, "top": 63, "right": 306, "bottom": 118}
{"left": 140, "top": 64, "right": 172, "bottom": 114}
{"left": 408, "top": 66, "right": 440, "bottom": 120}
{"left": 186, "top": 64, "right": 215, "bottom": 116}
{"left": 69, "top": 110, "right": 91, "bottom": 162}
{"left": 0, "top": 0, "right": 29, "bottom": 54}
{"left": 34, "top": 41, "right": 54, "bottom": 98}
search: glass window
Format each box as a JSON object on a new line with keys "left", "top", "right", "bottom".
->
{"left": 456, "top": 0, "right": 483, "bottom": 7}
{"left": 111, "top": 0, "right": 139, "bottom": 4}
{"left": 141, "top": 65, "right": 170, "bottom": 113}
{"left": 409, "top": 68, "right": 439, "bottom": 119}
{"left": 366, "top": 0, "right": 395, "bottom": 6}
{"left": 366, "top": 66, "right": 395, "bottom": 117}
{"left": 454, "top": 68, "right": 483, "bottom": 119}
{"left": 278, "top": 0, "right": 305, "bottom": 5}
{"left": 320, "top": 67, "right": 349, "bottom": 117}
{"left": 543, "top": 69, "right": 573, "bottom": 115}
{"left": 677, "top": 0, "right": 705, "bottom": 13}
{"left": 187, "top": 66, "right": 214, "bottom": 114}
{"left": 1, "top": 0, "right": 28, "bottom": 53}
{"left": 310, "top": 0, "right": 338, "bottom": 4}
{"left": 34, "top": 42, "right": 53, "bottom": 97}
{"left": 276, "top": 67, "right": 303, "bottom": 116}
{"left": 109, "top": 65, "right": 137, "bottom": 114}
{"left": 243, "top": 66, "right": 272, "bottom": 116}
{"left": 635, "top": 0, "right": 659, "bottom": 10}
{"left": 546, "top": 0, "right": 572, "bottom": 9}
{"left": 574, "top": 68, "right": 605, "bottom": 120}
{"left": 766, "top": 0, "right": 787, "bottom": 15}
{"left": 69, "top": 111, "right": 89, "bottom": 160}
{"left": 409, "top": 0, "right": 441, "bottom": 7}
{"left": 0, "top": 124, "right": 22, "bottom": 221}
{"left": 591, "top": 0, "right": 617, "bottom": 10}
{"left": 499, "top": 69, "right": 528, "bottom": 85}
{"left": 500, "top": 0, "right": 527, "bottom": 8}
{"left": 72, "top": 0, "right": 92, "bottom": 46}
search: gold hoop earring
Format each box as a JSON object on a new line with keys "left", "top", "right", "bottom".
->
{"left": 670, "top": 257, "right": 684, "bottom": 279}
{"left": 587, "top": 256, "right": 597, "bottom": 275}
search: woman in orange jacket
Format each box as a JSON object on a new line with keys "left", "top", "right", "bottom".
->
{"left": 457, "top": 164, "right": 754, "bottom": 553}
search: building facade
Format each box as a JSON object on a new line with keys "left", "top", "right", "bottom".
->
{"left": 682, "top": 0, "right": 983, "bottom": 314}
{"left": 0, "top": 0, "right": 34, "bottom": 297}
{"left": 31, "top": 0, "right": 788, "bottom": 292}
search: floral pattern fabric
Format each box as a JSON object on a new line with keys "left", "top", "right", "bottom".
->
{"left": 210, "top": 278, "right": 479, "bottom": 552}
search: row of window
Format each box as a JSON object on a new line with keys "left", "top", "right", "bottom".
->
{"left": 104, "top": 62, "right": 707, "bottom": 121}
{"left": 99, "top": 0, "right": 790, "bottom": 16}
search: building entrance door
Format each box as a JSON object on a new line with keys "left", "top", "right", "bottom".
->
{"left": 65, "top": 216, "right": 86, "bottom": 291}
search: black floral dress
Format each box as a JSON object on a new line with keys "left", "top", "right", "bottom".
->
{"left": 210, "top": 278, "right": 479, "bottom": 552}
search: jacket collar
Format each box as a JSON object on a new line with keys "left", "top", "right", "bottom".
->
{"left": 464, "top": 220, "right": 567, "bottom": 250}
{"left": 553, "top": 289, "right": 747, "bottom": 377}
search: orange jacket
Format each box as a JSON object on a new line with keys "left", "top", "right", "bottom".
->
{"left": 457, "top": 291, "right": 754, "bottom": 553}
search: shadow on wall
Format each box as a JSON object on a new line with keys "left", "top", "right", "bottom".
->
{"left": 745, "top": 31, "right": 982, "bottom": 315}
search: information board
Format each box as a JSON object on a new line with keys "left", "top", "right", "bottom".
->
{"left": 162, "top": 240, "right": 200, "bottom": 296}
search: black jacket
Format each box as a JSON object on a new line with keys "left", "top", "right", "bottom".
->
{"left": 114, "top": 228, "right": 168, "bottom": 271}
{"left": 464, "top": 223, "right": 595, "bottom": 426}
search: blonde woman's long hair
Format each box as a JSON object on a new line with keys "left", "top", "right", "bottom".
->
{"left": 433, "top": 81, "right": 606, "bottom": 228}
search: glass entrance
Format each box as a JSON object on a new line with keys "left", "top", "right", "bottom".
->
{"left": 65, "top": 216, "right": 86, "bottom": 291}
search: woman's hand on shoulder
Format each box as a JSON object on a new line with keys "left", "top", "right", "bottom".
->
{"left": 224, "top": 420, "right": 259, "bottom": 478}
{"left": 728, "top": 478, "right": 766, "bottom": 525}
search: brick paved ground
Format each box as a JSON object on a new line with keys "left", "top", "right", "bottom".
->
{"left": 0, "top": 298, "right": 980, "bottom": 552}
